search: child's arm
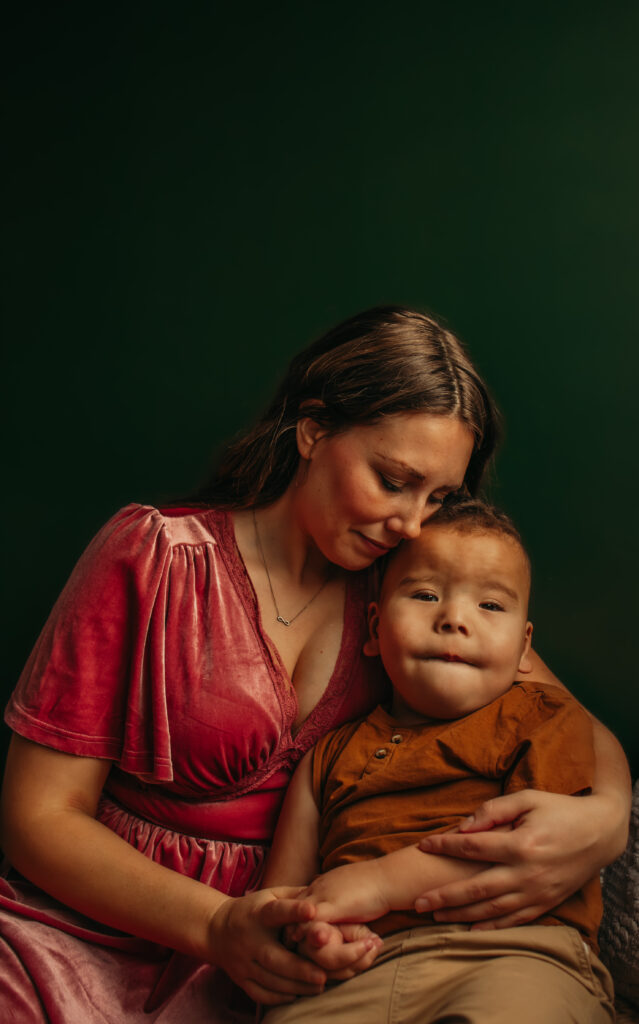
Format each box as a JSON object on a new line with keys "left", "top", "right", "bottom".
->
{"left": 263, "top": 751, "right": 383, "bottom": 976}
{"left": 294, "top": 841, "right": 487, "bottom": 926}
{"left": 263, "top": 750, "right": 321, "bottom": 889}
{"left": 265, "top": 751, "right": 487, "bottom": 941}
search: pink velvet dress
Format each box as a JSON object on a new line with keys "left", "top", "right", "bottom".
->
{"left": 0, "top": 504, "right": 386, "bottom": 1023}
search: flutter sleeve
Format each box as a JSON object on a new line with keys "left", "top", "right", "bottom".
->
{"left": 5, "top": 504, "right": 176, "bottom": 782}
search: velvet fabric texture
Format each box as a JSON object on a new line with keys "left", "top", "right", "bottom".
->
{"left": 0, "top": 504, "right": 386, "bottom": 1022}
{"left": 311, "top": 688, "right": 602, "bottom": 948}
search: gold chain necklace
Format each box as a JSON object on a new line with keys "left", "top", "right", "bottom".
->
{"left": 252, "top": 509, "right": 330, "bottom": 626}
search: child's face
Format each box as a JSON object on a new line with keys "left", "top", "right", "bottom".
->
{"left": 364, "top": 524, "right": 533, "bottom": 722}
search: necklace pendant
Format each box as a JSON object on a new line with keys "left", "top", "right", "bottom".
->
{"left": 253, "top": 509, "right": 329, "bottom": 631}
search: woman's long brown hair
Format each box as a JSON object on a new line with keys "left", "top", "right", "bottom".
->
{"left": 195, "top": 306, "right": 499, "bottom": 508}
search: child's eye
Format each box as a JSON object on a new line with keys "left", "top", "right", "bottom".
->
{"left": 413, "top": 592, "right": 438, "bottom": 602}
{"left": 480, "top": 601, "right": 504, "bottom": 612}
{"left": 379, "top": 474, "right": 403, "bottom": 493}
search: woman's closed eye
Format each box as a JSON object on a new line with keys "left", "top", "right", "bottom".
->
{"left": 379, "top": 473, "right": 404, "bottom": 493}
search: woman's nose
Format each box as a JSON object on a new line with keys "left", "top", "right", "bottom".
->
{"left": 385, "top": 501, "right": 424, "bottom": 540}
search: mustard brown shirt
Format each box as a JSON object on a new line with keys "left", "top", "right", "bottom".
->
{"left": 311, "top": 680, "right": 602, "bottom": 949}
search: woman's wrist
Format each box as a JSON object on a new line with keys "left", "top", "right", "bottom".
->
{"left": 195, "top": 892, "right": 235, "bottom": 964}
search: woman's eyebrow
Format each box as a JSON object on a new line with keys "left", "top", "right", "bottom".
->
{"left": 375, "top": 454, "right": 425, "bottom": 481}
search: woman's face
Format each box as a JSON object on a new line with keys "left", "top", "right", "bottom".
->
{"left": 295, "top": 411, "right": 475, "bottom": 570}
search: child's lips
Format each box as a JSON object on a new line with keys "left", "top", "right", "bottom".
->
{"left": 427, "top": 653, "right": 473, "bottom": 664}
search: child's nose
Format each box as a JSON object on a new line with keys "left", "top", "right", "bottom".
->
{"left": 437, "top": 606, "right": 470, "bottom": 636}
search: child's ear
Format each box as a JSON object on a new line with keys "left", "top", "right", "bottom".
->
{"left": 363, "top": 602, "right": 381, "bottom": 657}
{"left": 296, "top": 402, "right": 328, "bottom": 460}
{"left": 517, "top": 622, "right": 534, "bottom": 673}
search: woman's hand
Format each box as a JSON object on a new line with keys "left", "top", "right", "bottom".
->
{"left": 207, "top": 888, "right": 328, "bottom": 1005}
{"left": 414, "top": 789, "right": 626, "bottom": 929}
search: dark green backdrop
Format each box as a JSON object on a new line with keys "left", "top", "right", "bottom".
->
{"left": 4, "top": 3, "right": 638, "bottom": 775}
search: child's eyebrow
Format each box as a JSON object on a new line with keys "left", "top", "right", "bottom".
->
{"left": 481, "top": 580, "right": 521, "bottom": 604}
{"left": 396, "top": 574, "right": 436, "bottom": 588}
{"left": 394, "top": 575, "right": 522, "bottom": 604}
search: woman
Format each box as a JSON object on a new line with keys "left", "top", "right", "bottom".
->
{"left": 0, "top": 307, "right": 630, "bottom": 1022}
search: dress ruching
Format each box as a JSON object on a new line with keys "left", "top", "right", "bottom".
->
{"left": 1, "top": 504, "right": 387, "bottom": 1023}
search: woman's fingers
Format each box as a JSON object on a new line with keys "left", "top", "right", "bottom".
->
{"left": 258, "top": 940, "right": 326, "bottom": 988}
{"left": 415, "top": 862, "right": 560, "bottom": 915}
{"left": 243, "top": 980, "right": 296, "bottom": 1006}
{"left": 210, "top": 892, "right": 327, "bottom": 1000}
{"left": 432, "top": 891, "right": 528, "bottom": 924}
{"left": 455, "top": 792, "right": 532, "bottom": 833}
{"left": 419, "top": 829, "right": 521, "bottom": 864}
{"left": 469, "top": 906, "right": 546, "bottom": 930}
{"left": 323, "top": 950, "right": 378, "bottom": 974}
{"left": 258, "top": 892, "right": 316, "bottom": 928}
{"left": 413, "top": 864, "right": 503, "bottom": 913}
{"left": 414, "top": 865, "right": 511, "bottom": 913}
{"left": 249, "top": 953, "right": 325, "bottom": 999}
{"left": 415, "top": 859, "right": 564, "bottom": 923}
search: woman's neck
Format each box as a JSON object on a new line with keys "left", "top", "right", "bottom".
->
{"left": 233, "top": 487, "right": 330, "bottom": 589}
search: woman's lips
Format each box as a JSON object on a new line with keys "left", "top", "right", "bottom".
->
{"left": 355, "top": 532, "right": 395, "bottom": 556}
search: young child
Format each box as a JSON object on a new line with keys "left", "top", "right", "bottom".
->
{"left": 261, "top": 500, "right": 615, "bottom": 1024}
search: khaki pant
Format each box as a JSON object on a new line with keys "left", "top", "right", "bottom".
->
{"left": 264, "top": 924, "right": 615, "bottom": 1024}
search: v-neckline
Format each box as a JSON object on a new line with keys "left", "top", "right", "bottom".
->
{"left": 208, "top": 508, "right": 368, "bottom": 744}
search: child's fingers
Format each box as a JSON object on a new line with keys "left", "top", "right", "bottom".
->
{"left": 282, "top": 923, "right": 303, "bottom": 948}
{"left": 306, "top": 935, "right": 381, "bottom": 973}
{"left": 301, "top": 921, "right": 338, "bottom": 948}
{"left": 335, "top": 923, "right": 379, "bottom": 943}
{"left": 323, "top": 935, "right": 383, "bottom": 979}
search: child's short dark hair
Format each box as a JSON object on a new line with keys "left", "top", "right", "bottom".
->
{"left": 382, "top": 498, "right": 530, "bottom": 581}
{"left": 430, "top": 498, "right": 531, "bottom": 576}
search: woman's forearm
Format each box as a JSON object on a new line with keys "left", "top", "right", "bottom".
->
{"left": 1, "top": 737, "right": 326, "bottom": 1002}
{"left": 590, "top": 716, "right": 631, "bottom": 860}
{"left": 1, "top": 737, "right": 224, "bottom": 961}
{"left": 4, "top": 799, "right": 227, "bottom": 960}
{"left": 520, "top": 648, "right": 631, "bottom": 861}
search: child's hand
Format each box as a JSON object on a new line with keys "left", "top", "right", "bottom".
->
{"left": 286, "top": 919, "right": 383, "bottom": 979}
{"left": 207, "top": 888, "right": 326, "bottom": 1005}
{"left": 297, "top": 860, "right": 391, "bottom": 924}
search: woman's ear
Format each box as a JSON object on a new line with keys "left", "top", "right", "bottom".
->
{"left": 517, "top": 622, "right": 534, "bottom": 674}
{"left": 363, "top": 602, "right": 381, "bottom": 657}
{"left": 296, "top": 403, "right": 328, "bottom": 460}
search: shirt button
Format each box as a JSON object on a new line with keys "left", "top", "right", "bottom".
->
{"left": 374, "top": 748, "right": 388, "bottom": 759}
{"left": 391, "top": 734, "right": 403, "bottom": 744}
